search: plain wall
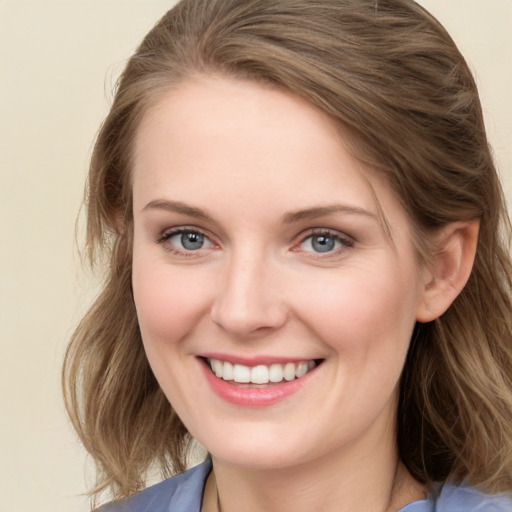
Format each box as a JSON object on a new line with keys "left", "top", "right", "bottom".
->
{"left": 0, "top": 1, "right": 510, "bottom": 511}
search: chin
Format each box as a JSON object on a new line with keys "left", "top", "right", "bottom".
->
{"left": 196, "top": 426, "right": 328, "bottom": 471}
{"left": 210, "top": 446, "right": 308, "bottom": 471}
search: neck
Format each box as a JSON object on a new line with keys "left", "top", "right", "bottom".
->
{"left": 204, "top": 426, "right": 425, "bottom": 512}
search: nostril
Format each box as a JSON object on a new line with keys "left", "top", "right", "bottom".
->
{"left": 210, "top": 302, "right": 288, "bottom": 338}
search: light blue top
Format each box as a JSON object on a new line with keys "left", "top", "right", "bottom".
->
{"left": 100, "top": 460, "right": 512, "bottom": 511}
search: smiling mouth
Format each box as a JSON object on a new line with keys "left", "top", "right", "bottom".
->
{"left": 205, "top": 358, "right": 322, "bottom": 385}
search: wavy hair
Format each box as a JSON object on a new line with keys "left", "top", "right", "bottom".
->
{"left": 63, "top": 0, "right": 512, "bottom": 504}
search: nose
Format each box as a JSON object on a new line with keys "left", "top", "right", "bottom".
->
{"left": 210, "top": 250, "right": 288, "bottom": 339}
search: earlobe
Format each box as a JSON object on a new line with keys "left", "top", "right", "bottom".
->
{"left": 416, "top": 220, "right": 479, "bottom": 323}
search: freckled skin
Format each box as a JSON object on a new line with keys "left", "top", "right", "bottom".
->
{"left": 131, "top": 76, "right": 428, "bottom": 508}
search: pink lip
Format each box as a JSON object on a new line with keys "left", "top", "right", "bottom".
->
{"left": 199, "top": 357, "right": 318, "bottom": 408}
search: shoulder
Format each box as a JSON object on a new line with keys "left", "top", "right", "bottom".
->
{"left": 400, "top": 482, "right": 512, "bottom": 512}
{"left": 98, "top": 460, "right": 212, "bottom": 512}
{"left": 434, "top": 483, "right": 512, "bottom": 512}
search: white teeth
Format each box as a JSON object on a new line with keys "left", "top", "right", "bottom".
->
{"left": 269, "top": 363, "right": 284, "bottom": 383}
{"left": 251, "top": 365, "right": 269, "bottom": 384}
{"left": 208, "top": 358, "right": 317, "bottom": 384}
{"left": 233, "top": 364, "right": 251, "bottom": 383}
{"left": 295, "top": 362, "right": 309, "bottom": 378}
{"left": 211, "top": 359, "right": 223, "bottom": 377}
{"left": 283, "top": 362, "right": 296, "bottom": 381}
{"left": 222, "top": 361, "right": 234, "bottom": 381}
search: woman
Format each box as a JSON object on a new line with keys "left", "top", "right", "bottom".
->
{"left": 63, "top": 1, "right": 512, "bottom": 510}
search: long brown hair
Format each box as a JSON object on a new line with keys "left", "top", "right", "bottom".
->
{"left": 63, "top": 0, "right": 512, "bottom": 503}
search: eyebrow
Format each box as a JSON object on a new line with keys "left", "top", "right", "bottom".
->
{"left": 281, "top": 205, "right": 376, "bottom": 224}
{"left": 143, "top": 199, "right": 212, "bottom": 220}
{"left": 143, "top": 199, "right": 376, "bottom": 224}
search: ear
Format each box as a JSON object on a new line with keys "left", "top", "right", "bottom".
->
{"left": 416, "top": 220, "right": 479, "bottom": 323}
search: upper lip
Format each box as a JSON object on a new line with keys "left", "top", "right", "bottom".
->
{"left": 199, "top": 353, "right": 322, "bottom": 366}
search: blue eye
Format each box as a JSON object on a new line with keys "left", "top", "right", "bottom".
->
{"left": 160, "top": 229, "right": 213, "bottom": 252}
{"left": 300, "top": 232, "right": 350, "bottom": 254}
{"left": 174, "top": 232, "right": 205, "bottom": 250}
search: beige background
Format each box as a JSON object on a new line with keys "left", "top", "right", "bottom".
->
{"left": 0, "top": 1, "right": 510, "bottom": 511}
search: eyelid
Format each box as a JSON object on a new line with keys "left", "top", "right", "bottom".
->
{"left": 157, "top": 226, "right": 218, "bottom": 255}
{"left": 155, "top": 225, "right": 354, "bottom": 258}
{"left": 292, "top": 228, "right": 355, "bottom": 255}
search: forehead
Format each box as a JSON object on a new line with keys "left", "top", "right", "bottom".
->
{"left": 133, "top": 76, "right": 347, "bottom": 174}
{"left": 131, "top": 76, "right": 405, "bottom": 239}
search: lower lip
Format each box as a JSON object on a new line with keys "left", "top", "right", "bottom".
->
{"left": 200, "top": 360, "right": 315, "bottom": 408}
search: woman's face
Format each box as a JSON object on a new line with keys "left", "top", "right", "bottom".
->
{"left": 131, "top": 76, "right": 428, "bottom": 470}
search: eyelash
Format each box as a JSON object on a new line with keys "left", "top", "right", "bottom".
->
{"left": 156, "top": 227, "right": 354, "bottom": 257}
{"left": 294, "top": 229, "right": 355, "bottom": 257}
{"left": 157, "top": 227, "right": 215, "bottom": 256}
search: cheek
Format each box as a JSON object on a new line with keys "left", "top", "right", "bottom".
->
{"left": 295, "top": 263, "right": 419, "bottom": 355}
{"left": 132, "top": 258, "right": 213, "bottom": 346}
{"left": 131, "top": 260, "right": 212, "bottom": 426}
{"left": 300, "top": 265, "right": 419, "bottom": 420}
